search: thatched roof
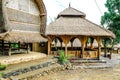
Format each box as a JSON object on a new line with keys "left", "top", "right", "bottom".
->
{"left": 4, "top": 30, "right": 47, "bottom": 43}
{"left": 0, "top": 0, "right": 47, "bottom": 43}
{"left": 46, "top": 6, "right": 115, "bottom": 38}
{"left": 58, "top": 6, "right": 86, "bottom": 18}
{"left": 35, "top": 0, "right": 47, "bottom": 34}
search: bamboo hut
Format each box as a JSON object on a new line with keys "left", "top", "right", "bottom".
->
{"left": 46, "top": 5, "right": 115, "bottom": 59}
{"left": 0, "top": 0, "right": 47, "bottom": 55}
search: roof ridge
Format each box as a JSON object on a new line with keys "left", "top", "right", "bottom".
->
{"left": 57, "top": 6, "right": 86, "bottom": 18}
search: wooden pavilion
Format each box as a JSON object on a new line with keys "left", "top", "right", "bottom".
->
{"left": 0, "top": 0, "right": 47, "bottom": 55}
{"left": 46, "top": 6, "right": 115, "bottom": 59}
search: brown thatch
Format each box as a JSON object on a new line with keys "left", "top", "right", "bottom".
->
{"left": 0, "top": 0, "right": 47, "bottom": 43}
{"left": 46, "top": 6, "right": 115, "bottom": 38}
{"left": 58, "top": 6, "right": 86, "bottom": 18}
{"left": 35, "top": 0, "right": 47, "bottom": 34}
{"left": 4, "top": 30, "right": 47, "bottom": 43}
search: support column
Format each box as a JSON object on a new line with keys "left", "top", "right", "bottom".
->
{"left": 96, "top": 37, "right": 101, "bottom": 60}
{"left": 18, "top": 41, "right": 20, "bottom": 51}
{"left": 81, "top": 44, "right": 85, "bottom": 58}
{"left": 65, "top": 43, "right": 68, "bottom": 56}
{"left": 61, "top": 36, "right": 72, "bottom": 57}
{"left": 48, "top": 39, "right": 51, "bottom": 55}
{"left": 71, "top": 41, "right": 73, "bottom": 50}
{"left": 60, "top": 41, "right": 62, "bottom": 49}
{"left": 27, "top": 43, "right": 30, "bottom": 54}
{"left": 79, "top": 36, "right": 87, "bottom": 58}
{"left": 98, "top": 43, "right": 101, "bottom": 60}
{"left": 8, "top": 43, "right": 11, "bottom": 56}
{"left": 2, "top": 40, "right": 4, "bottom": 55}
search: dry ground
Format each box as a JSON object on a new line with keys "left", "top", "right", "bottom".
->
{"left": 29, "top": 64, "right": 120, "bottom": 80}
{"left": 29, "top": 53, "right": 120, "bottom": 80}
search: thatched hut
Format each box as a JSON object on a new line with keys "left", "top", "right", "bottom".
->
{"left": 46, "top": 6, "right": 115, "bottom": 59}
{"left": 0, "top": 0, "right": 47, "bottom": 55}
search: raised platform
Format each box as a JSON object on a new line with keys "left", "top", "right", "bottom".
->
{"left": 0, "top": 52, "right": 47, "bottom": 65}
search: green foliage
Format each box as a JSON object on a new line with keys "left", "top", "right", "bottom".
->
{"left": 0, "top": 64, "right": 7, "bottom": 70}
{"left": 101, "top": 0, "right": 120, "bottom": 44}
{"left": 11, "top": 43, "right": 19, "bottom": 48}
{"left": 0, "top": 72, "right": 4, "bottom": 77}
{"left": 58, "top": 50, "right": 69, "bottom": 64}
{"left": 87, "top": 38, "right": 91, "bottom": 44}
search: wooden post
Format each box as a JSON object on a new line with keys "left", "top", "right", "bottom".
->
{"left": 96, "top": 37, "right": 101, "bottom": 60}
{"left": 8, "top": 47, "right": 11, "bottom": 56}
{"left": 8, "top": 43, "right": 11, "bottom": 56}
{"left": 65, "top": 43, "right": 67, "bottom": 56}
{"left": 60, "top": 41, "right": 62, "bottom": 49}
{"left": 48, "top": 39, "right": 51, "bottom": 55}
{"left": 27, "top": 43, "right": 30, "bottom": 54}
{"left": 2, "top": 40, "right": 4, "bottom": 55}
{"left": 18, "top": 41, "right": 20, "bottom": 51}
{"left": 81, "top": 44, "right": 85, "bottom": 58}
{"left": 71, "top": 41, "right": 73, "bottom": 50}
{"left": 98, "top": 43, "right": 101, "bottom": 60}
{"left": 104, "top": 41, "right": 107, "bottom": 57}
{"left": 79, "top": 36, "right": 87, "bottom": 58}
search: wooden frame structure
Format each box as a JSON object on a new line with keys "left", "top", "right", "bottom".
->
{"left": 47, "top": 35, "right": 101, "bottom": 59}
{"left": 0, "top": 0, "right": 47, "bottom": 55}
{"left": 46, "top": 6, "right": 115, "bottom": 59}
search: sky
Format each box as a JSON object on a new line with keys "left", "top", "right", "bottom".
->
{"left": 43, "top": 0, "right": 107, "bottom": 25}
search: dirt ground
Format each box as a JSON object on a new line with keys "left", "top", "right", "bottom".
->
{"left": 29, "top": 53, "right": 120, "bottom": 80}
{"left": 29, "top": 64, "right": 120, "bottom": 80}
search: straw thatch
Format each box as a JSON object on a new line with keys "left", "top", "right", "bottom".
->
{"left": 0, "top": 0, "right": 47, "bottom": 43}
{"left": 4, "top": 30, "right": 47, "bottom": 43}
{"left": 46, "top": 6, "right": 115, "bottom": 38}
{"left": 58, "top": 6, "right": 86, "bottom": 18}
{"left": 35, "top": 0, "right": 47, "bottom": 34}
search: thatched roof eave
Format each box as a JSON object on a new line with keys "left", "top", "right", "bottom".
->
{"left": 46, "top": 17, "right": 115, "bottom": 38}
{"left": 2, "top": 30, "right": 47, "bottom": 43}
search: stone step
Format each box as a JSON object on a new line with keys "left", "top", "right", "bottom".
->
{"left": 70, "top": 59, "right": 106, "bottom": 63}
{"left": 10, "top": 63, "right": 61, "bottom": 80}
{"left": 3, "top": 58, "right": 58, "bottom": 79}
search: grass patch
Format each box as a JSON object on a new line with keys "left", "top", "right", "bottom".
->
{"left": 0, "top": 64, "right": 7, "bottom": 70}
{"left": 58, "top": 50, "right": 71, "bottom": 64}
{"left": 0, "top": 72, "right": 4, "bottom": 77}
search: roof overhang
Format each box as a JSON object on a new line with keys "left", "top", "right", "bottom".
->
{"left": 1, "top": 30, "right": 47, "bottom": 43}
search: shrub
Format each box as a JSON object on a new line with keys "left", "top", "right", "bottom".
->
{"left": 0, "top": 64, "right": 7, "bottom": 70}
{"left": 0, "top": 72, "right": 3, "bottom": 77}
{"left": 58, "top": 50, "right": 69, "bottom": 64}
